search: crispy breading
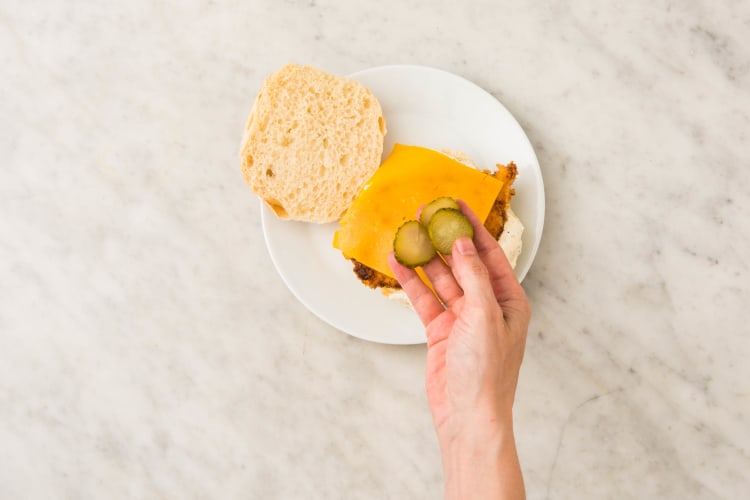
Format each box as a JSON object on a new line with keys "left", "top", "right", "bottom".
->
{"left": 483, "top": 163, "right": 517, "bottom": 239}
{"left": 348, "top": 162, "right": 518, "bottom": 290}
{"left": 351, "top": 259, "right": 401, "bottom": 289}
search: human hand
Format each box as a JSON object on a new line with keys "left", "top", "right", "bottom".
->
{"left": 388, "top": 200, "right": 530, "bottom": 499}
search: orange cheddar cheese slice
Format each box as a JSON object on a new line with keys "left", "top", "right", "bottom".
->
{"left": 333, "top": 144, "right": 505, "bottom": 278}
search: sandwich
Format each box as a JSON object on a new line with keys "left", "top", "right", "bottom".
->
{"left": 332, "top": 144, "right": 522, "bottom": 303}
{"left": 240, "top": 64, "right": 523, "bottom": 301}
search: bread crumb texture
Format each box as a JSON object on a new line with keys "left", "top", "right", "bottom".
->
{"left": 240, "top": 64, "right": 386, "bottom": 223}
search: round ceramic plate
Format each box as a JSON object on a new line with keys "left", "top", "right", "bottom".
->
{"left": 261, "top": 65, "right": 544, "bottom": 345}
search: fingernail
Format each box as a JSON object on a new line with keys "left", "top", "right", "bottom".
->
{"left": 455, "top": 237, "right": 476, "bottom": 256}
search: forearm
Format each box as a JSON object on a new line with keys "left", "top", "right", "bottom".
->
{"left": 440, "top": 417, "right": 525, "bottom": 500}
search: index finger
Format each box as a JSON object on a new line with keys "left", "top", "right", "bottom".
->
{"left": 456, "top": 199, "right": 526, "bottom": 306}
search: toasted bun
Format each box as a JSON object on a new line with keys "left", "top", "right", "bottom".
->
{"left": 239, "top": 64, "right": 386, "bottom": 223}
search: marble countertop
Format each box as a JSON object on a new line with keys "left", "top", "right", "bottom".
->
{"left": 1, "top": 1, "right": 748, "bottom": 498}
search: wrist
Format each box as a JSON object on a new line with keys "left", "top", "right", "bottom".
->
{"left": 439, "top": 410, "right": 512, "bottom": 458}
{"left": 439, "top": 412, "right": 524, "bottom": 500}
{"left": 436, "top": 404, "right": 513, "bottom": 450}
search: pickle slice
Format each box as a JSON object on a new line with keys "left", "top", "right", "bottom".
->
{"left": 393, "top": 220, "right": 437, "bottom": 268}
{"left": 428, "top": 208, "right": 474, "bottom": 255}
{"left": 419, "top": 196, "right": 460, "bottom": 227}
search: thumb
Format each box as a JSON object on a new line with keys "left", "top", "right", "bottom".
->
{"left": 452, "top": 237, "right": 495, "bottom": 306}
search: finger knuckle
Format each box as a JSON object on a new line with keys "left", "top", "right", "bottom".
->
{"left": 465, "top": 260, "right": 489, "bottom": 279}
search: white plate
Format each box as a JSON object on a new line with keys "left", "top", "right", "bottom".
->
{"left": 261, "top": 65, "right": 544, "bottom": 345}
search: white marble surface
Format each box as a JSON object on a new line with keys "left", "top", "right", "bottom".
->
{"left": 1, "top": 0, "right": 749, "bottom": 498}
